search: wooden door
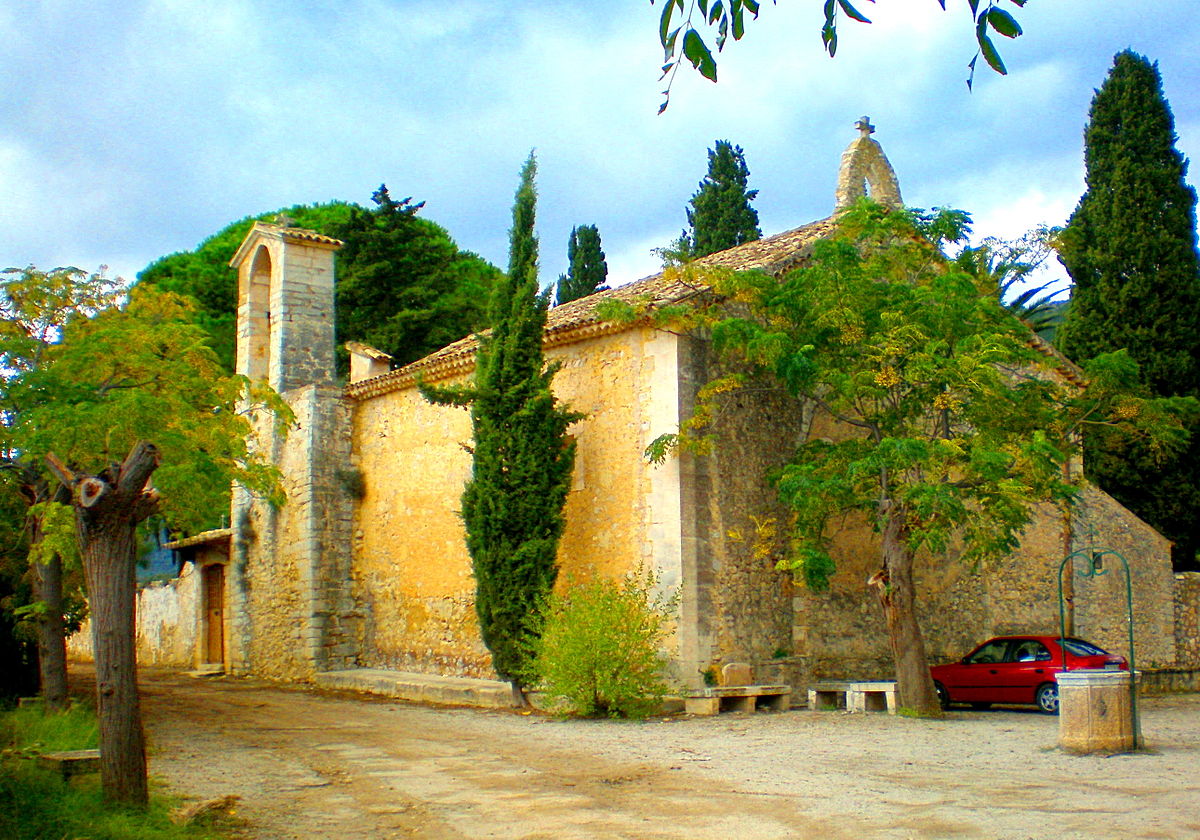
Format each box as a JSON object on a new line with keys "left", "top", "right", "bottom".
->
{"left": 203, "top": 564, "right": 225, "bottom": 665}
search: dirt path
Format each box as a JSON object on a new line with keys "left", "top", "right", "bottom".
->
{"left": 120, "top": 667, "right": 1200, "bottom": 839}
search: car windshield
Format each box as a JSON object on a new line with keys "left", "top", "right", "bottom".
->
{"left": 1061, "top": 638, "right": 1110, "bottom": 657}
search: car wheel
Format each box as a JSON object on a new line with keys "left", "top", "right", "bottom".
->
{"left": 1036, "top": 682, "right": 1059, "bottom": 714}
{"left": 934, "top": 681, "right": 949, "bottom": 711}
{"left": 969, "top": 702, "right": 992, "bottom": 711}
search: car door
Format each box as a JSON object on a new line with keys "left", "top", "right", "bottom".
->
{"left": 1002, "top": 639, "right": 1054, "bottom": 704}
{"left": 950, "top": 639, "right": 1012, "bottom": 703}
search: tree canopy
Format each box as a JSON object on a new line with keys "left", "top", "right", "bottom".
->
{"left": 648, "top": 201, "right": 1192, "bottom": 713}
{"left": 653, "top": 0, "right": 1028, "bottom": 111}
{"left": 137, "top": 194, "right": 500, "bottom": 375}
{"left": 1058, "top": 50, "right": 1200, "bottom": 569}
{"left": 334, "top": 186, "right": 500, "bottom": 370}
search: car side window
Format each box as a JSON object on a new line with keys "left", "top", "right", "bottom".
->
{"left": 1011, "top": 641, "right": 1050, "bottom": 662}
{"left": 967, "top": 640, "right": 1009, "bottom": 664}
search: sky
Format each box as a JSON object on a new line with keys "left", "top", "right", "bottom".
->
{"left": 3, "top": 0, "right": 1199, "bottom": 295}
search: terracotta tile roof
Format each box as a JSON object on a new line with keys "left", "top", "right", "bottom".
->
{"left": 276, "top": 226, "right": 343, "bottom": 249}
{"left": 342, "top": 214, "right": 1080, "bottom": 400}
{"left": 345, "top": 217, "right": 837, "bottom": 400}
{"left": 164, "top": 528, "right": 233, "bottom": 550}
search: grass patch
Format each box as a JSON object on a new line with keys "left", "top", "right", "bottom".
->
{"left": 0, "top": 701, "right": 98, "bottom": 755}
{"left": 0, "top": 704, "right": 235, "bottom": 840}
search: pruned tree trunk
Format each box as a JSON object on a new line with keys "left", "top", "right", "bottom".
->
{"left": 874, "top": 501, "right": 940, "bottom": 715}
{"left": 47, "top": 441, "right": 161, "bottom": 808}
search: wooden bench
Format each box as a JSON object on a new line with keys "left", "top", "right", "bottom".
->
{"left": 38, "top": 749, "right": 101, "bottom": 780}
{"left": 684, "top": 685, "right": 791, "bottom": 715}
{"left": 808, "top": 680, "right": 897, "bottom": 714}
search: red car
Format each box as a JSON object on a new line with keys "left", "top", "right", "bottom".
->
{"left": 931, "top": 635, "right": 1128, "bottom": 714}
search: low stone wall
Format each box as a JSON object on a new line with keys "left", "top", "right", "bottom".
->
{"left": 1140, "top": 667, "right": 1200, "bottom": 694}
{"left": 68, "top": 565, "right": 198, "bottom": 668}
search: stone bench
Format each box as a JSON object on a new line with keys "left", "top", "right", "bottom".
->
{"left": 808, "top": 680, "right": 897, "bottom": 714}
{"left": 684, "top": 685, "right": 791, "bottom": 715}
{"left": 847, "top": 680, "right": 897, "bottom": 714}
{"left": 39, "top": 749, "right": 101, "bottom": 780}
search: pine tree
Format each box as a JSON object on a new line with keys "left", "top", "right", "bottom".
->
{"left": 334, "top": 186, "right": 499, "bottom": 370}
{"left": 423, "top": 153, "right": 581, "bottom": 697}
{"left": 680, "top": 140, "right": 761, "bottom": 258}
{"left": 555, "top": 224, "right": 609, "bottom": 306}
{"left": 1058, "top": 50, "right": 1200, "bottom": 569}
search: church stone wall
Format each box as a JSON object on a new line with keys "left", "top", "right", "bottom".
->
{"left": 1175, "top": 573, "right": 1200, "bottom": 668}
{"left": 793, "top": 479, "right": 1176, "bottom": 683}
{"left": 348, "top": 325, "right": 684, "bottom": 679}
{"left": 230, "top": 384, "right": 354, "bottom": 680}
{"left": 675, "top": 336, "right": 810, "bottom": 689}
{"left": 1069, "top": 485, "right": 1175, "bottom": 667}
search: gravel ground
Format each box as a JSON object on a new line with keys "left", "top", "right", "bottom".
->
{"left": 109, "top": 667, "right": 1200, "bottom": 840}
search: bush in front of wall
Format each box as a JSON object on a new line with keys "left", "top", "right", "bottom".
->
{"left": 529, "top": 567, "right": 676, "bottom": 719}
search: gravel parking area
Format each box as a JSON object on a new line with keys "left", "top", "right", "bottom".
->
{"left": 117, "top": 667, "right": 1200, "bottom": 839}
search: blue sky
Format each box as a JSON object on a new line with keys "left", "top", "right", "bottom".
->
{"left": 3, "top": 1, "right": 1198, "bottom": 292}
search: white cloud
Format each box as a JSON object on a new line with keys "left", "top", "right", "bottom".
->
{"left": 2, "top": 0, "right": 1197, "bottom": 294}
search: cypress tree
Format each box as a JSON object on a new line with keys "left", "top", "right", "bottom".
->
{"left": 681, "top": 140, "right": 761, "bottom": 258}
{"left": 555, "top": 224, "right": 609, "bottom": 306}
{"left": 424, "top": 153, "right": 582, "bottom": 696}
{"left": 1059, "top": 50, "right": 1200, "bottom": 569}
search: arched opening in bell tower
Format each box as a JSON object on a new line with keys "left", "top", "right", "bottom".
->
{"left": 246, "top": 245, "right": 272, "bottom": 383}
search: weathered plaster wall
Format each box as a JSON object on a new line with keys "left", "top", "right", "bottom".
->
{"left": 68, "top": 566, "right": 198, "bottom": 668}
{"left": 1176, "top": 572, "right": 1200, "bottom": 668}
{"left": 349, "top": 325, "right": 682, "bottom": 679}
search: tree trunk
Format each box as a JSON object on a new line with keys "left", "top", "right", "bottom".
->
{"left": 26, "top": 484, "right": 70, "bottom": 712}
{"left": 81, "top": 510, "right": 148, "bottom": 806}
{"left": 32, "top": 549, "right": 68, "bottom": 712}
{"left": 47, "top": 442, "right": 161, "bottom": 808}
{"left": 875, "top": 502, "right": 940, "bottom": 715}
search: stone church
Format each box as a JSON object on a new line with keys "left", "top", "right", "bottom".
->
{"left": 124, "top": 123, "right": 1193, "bottom": 691}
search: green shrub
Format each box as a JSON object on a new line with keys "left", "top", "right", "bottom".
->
{"left": 530, "top": 567, "right": 676, "bottom": 719}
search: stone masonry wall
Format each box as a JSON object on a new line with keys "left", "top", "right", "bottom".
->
{"left": 794, "top": 489, "right": 1176, "bottom": 682}
{"left": 1174, "top": 572, "right": 1200, "bottom": 668}
{"left": 676, "top": 334, "right": 809, "bottom": 689}
{"left": 348, "top": 326, "right": 683, "bottom": 679}
{"left": 1069, "top": 484, "right": 1175, "bottom": 668}
{"left": 230, "top": 384, "right": 354, "bottom": 680}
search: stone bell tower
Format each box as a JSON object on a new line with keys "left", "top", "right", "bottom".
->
{"left": 225, "top": 221, "right": 358, "bottom": 678}
{"left": 230, "top": 221, "right": 341, "bottom": 392}
{"left": 834, "top": 116, "right": 904, "bottom": 212}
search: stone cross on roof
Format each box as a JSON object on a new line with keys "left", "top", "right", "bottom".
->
{"left": 834, "top": 116, "right": 903, "bottom": 213}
